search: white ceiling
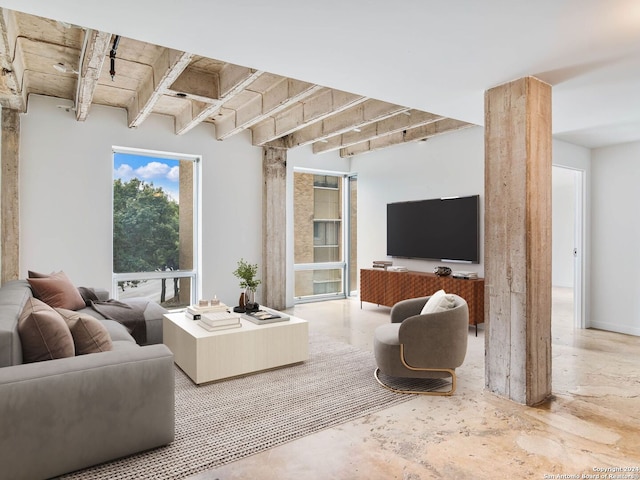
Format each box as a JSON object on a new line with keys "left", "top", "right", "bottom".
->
{"left": 3, "top": 0, "right": 639, "bottom": 149}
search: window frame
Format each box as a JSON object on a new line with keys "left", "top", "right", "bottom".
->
{"left": 293, "top": 168, "right": 356, "bottom": 303}
{"left": 111, "top": 145, "right": 201, "bottom": 308}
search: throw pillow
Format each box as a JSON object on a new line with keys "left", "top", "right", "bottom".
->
{"left": 55, "top": 308, "right": 113, "bottom": 355}
{"left": 28, "top": 270, "right": 53, "bottom": 278}
{"left": 27, "top": 270, "right": 86, "bottom": 310}
{"left": 420, "top": 289, "right": 457, "bottom": 314}
{"left": 18, "top": 298, "right": 75, "bottom": 363}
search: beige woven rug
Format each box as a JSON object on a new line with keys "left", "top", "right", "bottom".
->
{"left": 60, "top": 333, "right": 444, "bottom": 480}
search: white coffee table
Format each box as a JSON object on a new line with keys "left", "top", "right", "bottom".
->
{"left": 162, "top": 310, "right": 309, "bottom": 384}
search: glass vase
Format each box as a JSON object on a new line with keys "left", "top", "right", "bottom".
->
{"left": 245, "top": 288, "right": 256, "bottom": 311}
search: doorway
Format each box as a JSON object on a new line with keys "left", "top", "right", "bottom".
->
{"left": 552, "top": 165, "right": 585, "bottom": 329}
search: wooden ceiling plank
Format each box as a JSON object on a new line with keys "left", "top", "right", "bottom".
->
{"left": 128, "top": 48, "right": 194, "bottom": 128}
{"left": 252, "top": 88, "right": 366, "bottom": 146}
{"left": 170, "top": 67, "right": 218, "bottom": 100}
{"left": 175, "top": 68, "right": 263, "bottom": 135}
{"left": 235, "top": 92, "right": 263, "bottom": 126}
{"left": 340, "top": 118, "right": 473, "bottom": 157}
{"left": 0, "top": 9, "right": 25, "bottom": 110}
{"left": 403, "top": 118, "right": 472, "bottom": 142}
{"left": 313, "top": 109, "right": 444, "bottom": 154}
{"left": 75, "top": 30, "right": 111, "bottom": 121}
{"left": 287, "top": 99, "right": 408, "bottom": 148}
{"left": 218, "top": 64, "right": 255, "bottom": 97}
{"left": 22, "top": 70, "right": 76, "bottom": 99}
{"left": 215, "top": 80, "right": 322, "bottom": 140}
{"left": 339, "top": 140, "right": 373, "bottom": 157}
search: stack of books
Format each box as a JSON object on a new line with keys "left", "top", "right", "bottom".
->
{"left": 242, "top": 308, "right": 289, "bottom": 325}
{"left": 373, "top": 260, "right": 393, "bottom": 269}
{"left": 185, "top": 302, "right": 229, "bottom": 320}
{"left": 197, "top": 311, "right": 242, "bottom": 332}
{"left": 387, "top": 266, "right": 408, "bottom": 272}
{"left": 452, "top": 271, "right": 478, "bottom": 279}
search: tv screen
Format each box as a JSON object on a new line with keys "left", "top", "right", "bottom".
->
{"left": 386, "top": 195, "right": 479, "bottom": 263}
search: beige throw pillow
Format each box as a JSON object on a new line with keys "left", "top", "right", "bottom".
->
{"left": 18, "top": 298, "right": 75, "bottom": 363}
{"left": 56, "top": 308, "right": 113, "bottom": 355}
{"left": 421, "top": 289, "right": 457, "bottom": 314}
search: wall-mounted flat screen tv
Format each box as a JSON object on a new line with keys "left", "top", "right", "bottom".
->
{"left": 387, "top": 195, "right": 480, "bottom": 263}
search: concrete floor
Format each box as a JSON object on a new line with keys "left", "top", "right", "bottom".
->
{"left": 188, "top": 288, "right": 640, "bottom": 479}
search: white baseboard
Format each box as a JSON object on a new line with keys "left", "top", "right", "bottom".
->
{"left": 589, "top": 321, "right": 640, "bottom": 337}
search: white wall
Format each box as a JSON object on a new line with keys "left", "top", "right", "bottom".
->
{"left": 591, "top": 141, "right": 640, "bottom": 336}
{"left": 20, "top": 95, "right": 263, "bottom": 306}
{"left": 351, "top": 126, "right": 486, "bottom": 276}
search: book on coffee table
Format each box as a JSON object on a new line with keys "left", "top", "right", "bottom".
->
{"left": 242, "top": 308, "right": 289, "bottom": 325}
{"left": 200, "top": 311, "right": 241, "bottom": 327}
{"left": 196, "top": 320, "right": 242, "bottom": 332}
{"left": 185, "top": 303, "right": 229, "bottom": 320}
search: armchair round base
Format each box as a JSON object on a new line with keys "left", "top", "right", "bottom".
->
{"left": 374, "top": 367, "right": 457, "bottom": 396}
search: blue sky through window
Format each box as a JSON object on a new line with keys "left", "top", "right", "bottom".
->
{"left": 114, "top": 152, "right": 179, "bottom": 202}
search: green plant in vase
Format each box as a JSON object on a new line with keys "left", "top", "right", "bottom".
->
{"left": 233, "top": 258, "right": 261, "bottom": 311}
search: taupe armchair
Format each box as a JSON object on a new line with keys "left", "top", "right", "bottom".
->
{"left": 373, "top": 293, "right": 469, "bottom": 395}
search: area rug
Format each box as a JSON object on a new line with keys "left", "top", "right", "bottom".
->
{"left": 60, "top": 333, "right": 440, "bottom": 480}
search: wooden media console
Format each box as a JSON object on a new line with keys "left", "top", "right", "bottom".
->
{"left": 360, "top": 268, "right": 484, "bottom": 334}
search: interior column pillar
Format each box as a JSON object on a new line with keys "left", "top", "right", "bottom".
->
{"left": 1, "top": 108, "right": 20, "bottom": 285}
{"left": 262, "top": 146, "right": 287, "bottom": 310}
{"left": 484, "top": 76, "right": 552, "bottom": 406}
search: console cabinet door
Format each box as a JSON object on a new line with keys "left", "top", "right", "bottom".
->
{"left": 384, "top": 271, "right": 412, "bottom": 306}
{"left": 360, "top": 269, "right": 386, "bottom": 305}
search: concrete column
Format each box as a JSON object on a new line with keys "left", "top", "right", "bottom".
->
{"left": 262, "top": 146, "right": 287, "bottom": 310}
{"left": 178, "top": 159, "right": 194, "bottom": 305}
{"left": 484, "top": 77, "right": 552, "bottom": 406}
{"left": 1, "top": 108, "right": 20, "bottom": 284}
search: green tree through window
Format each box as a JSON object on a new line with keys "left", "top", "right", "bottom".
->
{"left": 113, "top": 177, "right": 179, "bottom": 273}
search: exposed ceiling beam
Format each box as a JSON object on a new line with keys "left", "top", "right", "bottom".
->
{"left": 75, "top": 29, "right": 111, "bottom": 121}
{"left": 0, "top": 9, "right": 25, "bottom": 111}
{"left": 214, "top": 78, "right": 323, "bottom": 140}
{"left": 313, "top": 110, "right": 443, "bottom": 154}
{"left": 253, "top": 89, "right": 366, "bottom": 146}
{"left": 285, "top": 99, "right": 409, "bottom": 149}
{"left": 127, "top": 48, "right": 194, "bottom": 128}
{"left": 340, "top": 118, "right": 473, "bottom": 157}
{"left": 175, "top": 66, "right": 263, "bottom": 135}
{"left": 0, "top": 8, "right": 478, "bottom": 158}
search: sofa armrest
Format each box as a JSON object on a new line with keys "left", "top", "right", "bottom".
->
{"left": 93, "top": 287, "right": 110, "bottom": 301}
{"left": 0, "top": 345, "right": 175, "bottom": 480}
{"left": 398, "top": 299, "right": 469, "bottom": 369}
{"left": 390, "top": 296, "right": 429, "bottom": 323}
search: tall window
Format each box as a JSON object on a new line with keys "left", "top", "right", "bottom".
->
{"left": 112, "top": 147, "right": 199, "bottom": 308}
{"left": 293, "top": 171, "right": 357, "bottom": 301}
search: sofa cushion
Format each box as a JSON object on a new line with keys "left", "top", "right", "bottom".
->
{"left": 420, "top": 289, "right": 456, "bottom": 314}
{"left": 27, "top": 271, "right": 86, "bottom": 310}
{"left": 18, "top": 298, "right": 75, "bottom": 363}
{"left": 55, "top": 308, "right": 113, "bottom": 355}
{"left": 99, "top": 319, "right": 137, "bottom": 343}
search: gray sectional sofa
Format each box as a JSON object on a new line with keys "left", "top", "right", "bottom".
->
{"left": 0, "top": 279, "right": 175, "bottom": 480}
